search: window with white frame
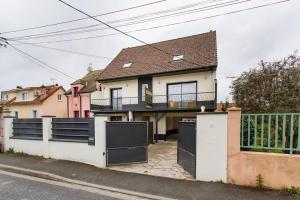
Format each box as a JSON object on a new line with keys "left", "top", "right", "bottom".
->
{"left": 58, "top": 94, "right": 62, "bottom": 101}
{"left": 21, "top": 92, "right": 28, "bottom": 100}
{"left": 32, "top": 110, "right": 37, "bottom": 118}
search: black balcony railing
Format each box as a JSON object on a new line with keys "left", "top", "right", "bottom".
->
{"left": 91, "top": 92, "right": 216, "bottom": 112}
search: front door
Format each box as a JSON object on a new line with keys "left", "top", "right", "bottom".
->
{"left": 106, "top": 121, "right": 148, "bottom": 165}
{"left": 177, "top": 121, "right": 196, "bottom": 178}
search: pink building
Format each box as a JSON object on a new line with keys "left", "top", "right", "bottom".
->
{"left": 66, "top": 69, "right": 103, "bottom": 118}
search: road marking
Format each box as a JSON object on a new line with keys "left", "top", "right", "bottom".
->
{"left": 0, "top": 165, "right": 177, "bottom": 200}
{"left": 0, "top": 170, "right": 152, "bottom": 200}
{"left": 0, "top": 180, "right": 14, "bottom": 186}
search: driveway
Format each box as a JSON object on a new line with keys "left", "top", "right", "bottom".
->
{"left": 109, "top": 141, "right": 194, "bottom": 180}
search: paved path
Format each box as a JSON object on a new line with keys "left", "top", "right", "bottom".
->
{"left": 0, "top": 154, "right": 297, "bottom": 200}
{"left": 110, "top": 141, "right": 193, "bottom": 180}
{"left": 0, "top": 173, "right": 118, "bottom": 200}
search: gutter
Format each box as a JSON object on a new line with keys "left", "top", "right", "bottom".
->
{"left": 97, "top": 65, "right": 217, "bottom": 83}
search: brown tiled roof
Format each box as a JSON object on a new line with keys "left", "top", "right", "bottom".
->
{"left": 66, "top": 69, "right": 103, "bottom": 94}
{"left": 98, "top": 31, "right": 217, "bottom": 81}
{"left": 8, "top": 86, "right": 64, "bottom": 106}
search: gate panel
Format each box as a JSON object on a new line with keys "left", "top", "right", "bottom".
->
{"left": 106, "top": 122, "right": 148, "bottom": 165}
{"left": 178, "top": 122, "right": 196, "bottom": 177}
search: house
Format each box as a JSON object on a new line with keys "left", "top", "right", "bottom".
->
{"left": 1, "top": 85, "right": 67, "bottom": 118}
{"left": 91, "top": 31, "right": 218, "bottom": 140}
{"left": 65, "top": 68, "right": 103, "bottom": 118}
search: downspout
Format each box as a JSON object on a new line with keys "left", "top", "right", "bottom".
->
{"left": 214, "top": 78, "right": 218, "bottom": 111}
{"left": 67, "top": 95, "right": 69, "bottom": 118}
{"left": 79, "top": 94, "right": 82, "bottom": 118}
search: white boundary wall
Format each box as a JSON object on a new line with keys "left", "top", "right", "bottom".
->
{"left": 196, "top": 112, "right": 228, "bottom": 182}
{"left": 3, "top": 115, "right": 108, "bottom": 168}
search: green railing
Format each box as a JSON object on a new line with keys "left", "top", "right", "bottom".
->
{"left": 241, "top": 113, "right": 300, "bottom": 155}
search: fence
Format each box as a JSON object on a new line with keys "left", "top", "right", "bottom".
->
{"left": 51, "top": 118, "right": 94, "bottom": 144}
{"left": 241, "top": 113, "right": 300, "bottom": 155}
{"left": 12, "top": 118, "right": 43, "bottom": 140}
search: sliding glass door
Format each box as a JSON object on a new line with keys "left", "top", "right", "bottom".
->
{"left": 168, "top": 82, "right": 197, "bottom": 108}
{"left": 111, "top": 88, "right": 122, "bottom": 110}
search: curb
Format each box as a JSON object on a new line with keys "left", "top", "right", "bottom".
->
{"left": 0, "top": 163, "right": 177, "bottom": 200}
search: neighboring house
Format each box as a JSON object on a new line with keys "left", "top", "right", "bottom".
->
{"left": 65, "top": 69, "right": 103, "bottom": 118}
{"left": 91, "top": 31, "right": 218, "bottom": 140}
{"left": 1, "top": 85, "right": 67, "bottom": 118}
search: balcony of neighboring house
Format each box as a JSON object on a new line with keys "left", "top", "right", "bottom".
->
{"left": 90, "top": 91, "right": 216, "bottom": 113}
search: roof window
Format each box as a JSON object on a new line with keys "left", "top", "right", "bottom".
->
{"left": 123, "top": 62, "right": 133, "bottom": 68}
{"left": 172, "top": 54, "right": 184, "bottom": 62}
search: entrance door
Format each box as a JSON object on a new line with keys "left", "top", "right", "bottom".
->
{"left": 177, "top": 121, "right": 196, "bottom": 177}
{"left": 106, "top": 121, "right": 148, "bottom": 165}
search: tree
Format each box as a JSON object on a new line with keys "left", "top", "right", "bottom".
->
{"left": 231, "top": 51, "right": 300, "bottom": 112}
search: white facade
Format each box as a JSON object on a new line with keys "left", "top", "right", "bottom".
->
{"left": 153, "top": 71, "right": 216, "bottom": 100}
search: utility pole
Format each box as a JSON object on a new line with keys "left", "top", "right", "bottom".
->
{"left": 0, "top": 36, "right": 8, "bottom": 48}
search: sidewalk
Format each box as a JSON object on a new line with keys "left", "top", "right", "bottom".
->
{"left": 0, "top": 153, "right": 296, "bottom": 200}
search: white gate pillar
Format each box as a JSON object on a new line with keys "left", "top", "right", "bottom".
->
{"left": 94, "top": 114, "right": 109, "bottom": 168}
{"left": 196, "top": 112, "right": 228, "bottom": 182}
{"left": 3, "top": 116, "right": 14, "bottom": 152}
{"left": 42, "top": 115, "right": 55, "bottom": 158}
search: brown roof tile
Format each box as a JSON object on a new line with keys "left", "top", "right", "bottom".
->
{"left": 66, "top": 69, "right": 103, "bottom": 94}
{"left": 98, "top": 31, "right": 217, "bottom": 81}
{"left": 8, "top": 86, "right": 64, "bottom": 106}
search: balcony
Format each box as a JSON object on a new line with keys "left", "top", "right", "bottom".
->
{"left": 91, "top": 92, "right": 216, "bottom": 113}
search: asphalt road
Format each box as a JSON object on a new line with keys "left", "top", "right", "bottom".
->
{"left": 0, "top": 173, "right": 119, "bottom": 200}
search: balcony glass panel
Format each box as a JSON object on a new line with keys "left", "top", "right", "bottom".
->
{"left": 168, "top": 82, "right": 197, "bottom": 108}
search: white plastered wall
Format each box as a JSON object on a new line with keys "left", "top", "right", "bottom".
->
{"left": 4, "top": 115, "right": 108, "bottom": 168}
{"left": 196, "top": 113, "right": 228, "bottom": 182}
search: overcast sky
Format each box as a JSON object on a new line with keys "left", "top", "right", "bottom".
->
{"left": 0, "top": 0, "right": 299, "bottom": 101}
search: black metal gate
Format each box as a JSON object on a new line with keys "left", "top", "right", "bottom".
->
{"left": 177, "top": 121, "right": 196, "bottom": 178}
{"left": 106, "top": 121, "right": 148, "bottom": 165}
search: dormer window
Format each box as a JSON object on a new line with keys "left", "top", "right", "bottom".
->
{"left": 123, "top": 62, "right": 133, "bottom": 68}
{"left": 172, "top": 54, "right": 184, "bottom": 62}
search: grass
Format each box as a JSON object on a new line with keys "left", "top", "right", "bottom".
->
{"left": 284, "top": 187, "right": 300, "bottom": 196}
{"left": 5, "top": 148, "right": 28, "bottom": 156}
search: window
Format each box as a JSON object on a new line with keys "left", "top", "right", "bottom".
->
{"left": 14, "top": 111, "right": 18, "bottom": 118}
{"left": 110, "top": 116, "right": 122, "bottom": 121}
{"left": 172, "top": 54, "right": 184, "bottom": 62}
{"left": 32, "top": 110, "right": 37, "bottom": 118}
{"left": 168, "top": 82, "right": 197, "bottom": 108}
{"left": 142, "top": 84, "right": 148, "bottom": 101}
{"left": 74, "top": 111, "right": 79, "bottom": 118}
{"left": 21, "top": 92, "right": 27, "bottom": 100}
{"left": 73, "top": 87, "right": 79, "bottom": 97}
{"left": 6, "top": 95, "right": 8, "bottom": 100}
{"left": 123, "top": 62, "right": 133, "bottom": 68}
{"left": 111, "top": 88, "right": 122, "bottom": 110}
{"left": 84, "top": 110, "right": 90, "bottom": 118}
{"left": 58, "top": 94, "right": 62, "bottom": 101}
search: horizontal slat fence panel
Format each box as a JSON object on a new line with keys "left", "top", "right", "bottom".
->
{"left": 241, "top": 113, "right": 300, "bottom": 155}
{"left": 52, "top": 118, "right": 94, "bottom": 142}
{"left": 12, "top": 118, "right": 43, "bottom": 139}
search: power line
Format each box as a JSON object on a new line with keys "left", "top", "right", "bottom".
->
{"left": 8, "top": 0, "right": 226, "bottom": 41}
{"left": 8, "top": 43, "right": 76, "bottom": 80}
{"left": 57, "top": 0, "right": 201, "bottom": 67}
{"left": 10, "top": 41, "right": 180, "bottom": 70}
{"left": 9, "top": 0, "right": 249, "bottom": 41}
{"left": 0, "top": 0, "right": 167, "bottom": 35}
{"left": 13, "top": 0, "right": 290, "bottom": 45}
